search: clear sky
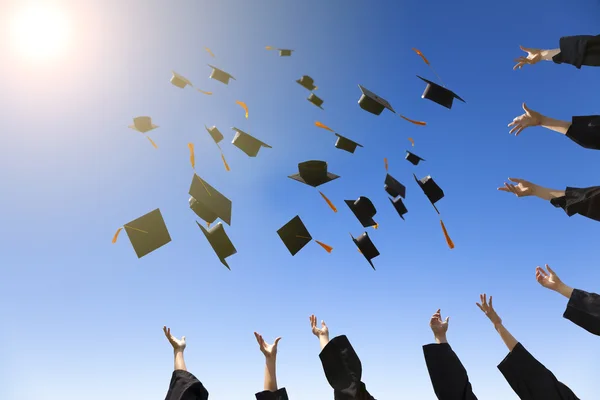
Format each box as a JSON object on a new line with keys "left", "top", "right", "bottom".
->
{"left": 1, "top": 0, "right": 599, "bottom": 399}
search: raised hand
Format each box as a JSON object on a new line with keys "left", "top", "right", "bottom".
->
{"left": 254, "top": 332, "right": 281, "bottom": 359}
{"left": 508, "top": 103, "right": 543, "bottom": 136}
{"left": 497, "top": 177, "right": 539, "bottom": 197}
{"left": 476, "top": 294, "right": 502, "bottom": 326}
{"left": 536, "top": 264, "right": 564, "bottom": 291}
{"left": 310, "top": 314, "right": 329, "bottom": 338}
{"left": 163, "top": 326, "right": 186, "bottom": 351}
{"left": 430, "top": 309, "right": 449, "bottom": 336}
{"left": 513, "top": 46, "right": 543, "bottom": 70}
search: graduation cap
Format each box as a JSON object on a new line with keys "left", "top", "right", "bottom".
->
{"left": 208, "top": 64, "right": 235, "bottom": 85}
{"left": 112, "top": 208, "right": 172, "bottom": 259}
{"left": 417, "top": 76, "right": 464, "bottom": 109}
{"left": 279, "top": 49, "right": 293, "bottom": 56}
{"left": 307, "top": 93, "right": 324, "bottom": 109}
{"left": 357, "top": 85, "right": 395, "bottom": 115}
{"left": 289, "top": 160, "right": 339, "bottom": 187}
{"left": 351, "top": 232, "right": 380, "bottom": 270}
{"left": 296, "top": 75, "right": 317, "bottom": 91}
{"left": 384, "top": 174, "right": 406, "bottom": 199}
{"left": 389, "top": 197, "right": 408, "bottom": 220}
{"left": 197, "top": 221, "right": 236, "bottom": 269}
{"left": 334, "top": 134, "right": 363, "bottom": 153}
{"left": 231, "top": 127, "right": 272, "bottom": 157}
{"left": 170, "top": 71, "right": 192, "bottom": 88}
{"left": 205, "top": 125, "right": 224, "bottom": 144}
{"left": 345, "top": 197, "right": 377, "bottom": 228}
{"left": 188, "top": 173, "right": 232, "bottom": 225}
{"left": 413, "top": 174, "right": 444, "bottom": 214}
{"left": 277, "top": 215, "right": 312, "bottom": 256}
{"left": 129, "top": 116, "right": 158, "bottom": 133}
{"left": 406, "top": 151, "right": 425, "bottom": 166}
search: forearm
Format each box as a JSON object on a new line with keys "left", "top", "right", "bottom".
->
{"left": 263, "top": 358, "right": 278, "bottom": 391}
{"left": 494, "top": 323, "right": 518, "bottom": 352}
{"left": 555, "top": 283, "right": 575, "bottom": 299}
{"left": 541, "top": 48, "right": 561, "bottom": 61}
{"left": 539, "top": 115, "right": 572, "bottom": 135}
{"left": 174, "top": 350, "right": 187, "bottom": 371}
{"left": 534, "top": 185, "right": 566, "bottom": 201}
{"left": 319, "top": 334, "right": 330, "bottom": 350}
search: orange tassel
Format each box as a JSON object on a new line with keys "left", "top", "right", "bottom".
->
{"left": 146, "top": 136, "right": 158, "bottom": 149}
{"left": 316, "top": 240, "right": 333, "bottom": 253}
{"left": 221, "top": 153, "right": 230, "bottom": 171}
{"left": 373, "top": 223, "right": 378, "bottom": 229}
{"left": 384, "top": 158, "right": 388, "bottom": 172}
{"left": 236, "top": 100, "right": 249, "bottom": 119}
{"left": 188, "top": 143, "right": 195, "bottom": 169}
{"left": 319, "top": 191, "right": 337, "bottom": 212}
{"left": 440, "top": 220, "right": 455, "bottom": 249}
{"left": 207, "top": 222, "right": 211, "bottom": 228}
{"left": 112, "top": 227, "right": 123, "bottom": 244}
{"left": 204, "top": 47, "right": 215, "bottom": 57}
{"left": 197, "top": 89, "right": 213, "bottom": 95}
{"left": 315, "top": 121, "right": 334, "bottom": 132}
{"left": 400, "top": 115, "right": 427, "bottom": 126}
{"left": 265, "top": 46, "right": 274, "bottom": 50}
{"left": 408, "top": 137, "right": 415, "bottom": 146}
{"left": 412, "top": 48, "right": 430, "bottom": 65}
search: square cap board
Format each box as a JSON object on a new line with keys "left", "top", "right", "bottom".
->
{"left": 417, "top": 76, "right": 465, "bottom": 109}
{"left": 189, "top": 173, "right": 232, "bottom": 225}
{"left": 197, "top": 221, "right": 236, "bottom": 269}
{"left": 124, "top": 208, "right": 172, "bottom": 258}
{"left": 358, "top": 85, "right": 395, "bottom": 115}
{"left": 231, "top": 128, "right": 272, "bottom": 157}
{"left": 277, "top": 215, "right": 312, "bottom": 255}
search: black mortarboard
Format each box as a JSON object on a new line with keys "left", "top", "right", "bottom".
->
{"left": 279, "top": 49, "right": 293, "bottom": 56}
{"left": 205, "top": 125, "right": 224, "bottom": 144}
{"left": 208, "top": 65, "right": 236, "bottom": 85}
{"left": 197, "top": 221, "right": 236, "bottom": 269}
{"left": 417, "top": 76, "right": 465, "bottom": 109}
{"left": 277, "top": 215, "right": 312, "bottom": 256}
{"left": 231, "top": 127, "right": 272, "bottom": 157}
{"left": 288, "top": 160, "right": 340, "bottom": 187}
{"left": 296, "top": 75, "right": 317, "bottom": 91}
{"left": 307, "top": 93, "right": 324, "bottom": 109}
{"left": 188, "top": 174, "right": 232, "bottom": 225}
{"left": 351, "top": 232, "right": 380, "bottom": 270}
{"left": 357, "top": 85, "right": 395, "bottom": 115}
{"left": 345, "top": 197, "right": 377, "bottom": 228}
{"left": 406, "top": 151, "right": 425, "bottom": 166}
{"left": 334, "top": 134, "right": 363, "bottom": 154}
{"left": 122, "top": 208, "right": 172, "bottom": 259}
{"left": 384, "top": 174, "right": 406, "bottom": 199}
{"left": 413, "top": 173, "right": 444, "bottom": 214}
{"left": 389, "top": 197, "right": 408, "bottom": 220}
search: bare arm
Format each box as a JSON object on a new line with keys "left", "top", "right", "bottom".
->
{"left": 541, "top": 49, "right": 561, "bottom": 60}
{"left": 264, "top": 358, "right": 278, "bottom": 391}
{"left": 533, "top": 186, "right": 566, "bottom": 201}
{"left": 174, "top": 349, "right": 187, "bottom": 371}
{"left": 539, "top": 115, "right": 572, "bottom": 135}
{"left": 494, "top": 323, "right": 519, "bottom": 352}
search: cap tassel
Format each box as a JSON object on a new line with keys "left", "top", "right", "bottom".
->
{"left": 204, "top": 47, "right": 215, "bottom": 57}
{"left": 188, "top": 143, "right": 195, "bottom": 169}
{"left": 207, "top": 222, "right": 211, "bottom": 228}
{"left": 236, "top": 100, "right": 249, "bottom": 119}
{"left": 197, "top": 88, "right": 213, "bottom": 95}
{"left": 319, "top": 191, "right": 337, "bottom": 212}
{"left": 408, "top": 137, "right": 415, "bottom": 146}
{"left": 411, "top": 47, "right": 446, "bottom": 88}
{"left": 384, "top": 158, "right": 389, "bottom": 172}
{"left": 400, "top": 115, "right": 427, "bottom": 126}
{"left": 315, "top": 121, "right": 334, "bottom": 132}
{"left": 112, "top": 227, "right": 123, "bottom": 244}
{"left": 373, "top": 223, "right": 378, "bottom": 229}
{"left": 146, "top": 136, "right": 158, "bottom": 149}
{"left": 265, "top": 46, "right": 274, "bottom": 50}
{"left": 221, "top": 153, "right": 231, "bottom": 171}
{"left": 315, "top": 240, "right": 333, "bottom": 253}
{"left": 440, "top": 219, "right": 455, "bottom": 249}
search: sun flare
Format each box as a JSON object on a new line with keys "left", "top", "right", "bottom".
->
{"left": 10, "top": 4, "right": 71, "bottom": 60}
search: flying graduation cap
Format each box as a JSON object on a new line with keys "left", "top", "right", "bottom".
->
{"left": 406, "top": 151, "right": 425, "bottom": 166}
{"left": 350, "top": 232, "right": 380, "bottom": 270}
{"left": 384, "top": 174, "right": 406, "bottom": 199}
{"left": 277, "top": 215, "right": 333, "bottom": 256}
{"left": 417, "top": 76, "right": 465, "bottom": 109}
{"left": 129, "top": 116, "right": 159, "bottom": 148}
{"left": 357, "top": 85, "right": 427, "bottom": 125}
{"left": 265, "top": 46, "right": 293, "bottom": 56}
{"left": 188, "top": 173, "right": 232, "bottom": 225}
{"left": 314, "top": 122, "right": 363, "bottom": 154}
{"left": 207, "top": 64, "right": 235, "bottom": 85}
{"left": 112, "top": 208, "right": 172, "bottom": 259}
{"left": 197, "top": 221, "right": 237, "bottom": 269}
{"left": 413, "top": 174, "right": 454, "bottom": 249}
{"left": 296, "top": 75, "right": 317, "bottom": 91}
{"left": 231, "top": 127, "right": 272, "bottom": 157}
{"left": 170, "top": 71, "right": 193, "bottom": 88}
{"left": 289, "top": 160, "right": 339, "bottom": 213}
{"left": 390, "top": 197, "right": 408, "bottom": 220}
{"left": 345, "top": 197, "right": 377, "bottom": 228}
{"left": 308, "top": 93, "right": 324, "bottom": 109}
{"left": 203, "top": 125, "right": 230, "bottom": 171}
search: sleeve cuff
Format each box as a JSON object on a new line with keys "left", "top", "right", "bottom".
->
{"left": 255, "top": 388, "right": 289, "bottom": 400}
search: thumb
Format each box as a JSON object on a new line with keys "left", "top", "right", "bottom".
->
{"left": 445, "top": 316, "right": 450, "bottom": 323}
{"left": 274, "top": 337, "right": 282, "bottom": 345}
{"left": 182, "top": 336, "right": 186, "bottom": 341}
{"left": 522, "top": 102, "right": 530, "bottom": 113}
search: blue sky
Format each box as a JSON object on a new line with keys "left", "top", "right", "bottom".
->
{"left": 1, "top": 0, "right": 600, "bottom": 398}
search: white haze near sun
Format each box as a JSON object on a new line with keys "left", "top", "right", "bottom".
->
{"left": 9, "top": 2, "right": 71, "bottom": 60}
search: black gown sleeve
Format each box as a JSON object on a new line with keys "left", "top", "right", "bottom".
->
{"left": 563, "top": 288, "right": 600, "bottom": 335}
{"left": 552, "top": 34, "right": 600, "bottom": 68}
{"left": 550, "top": 186, "right": 600, "bottom": 221}
{"left": 497, "top": 343, "right": 579, "bottom": 400}
{"left": 164, "top": 370, "right": 209, "bottom": 400}
{"left": 319, "top": 335, "right": 376, "bottom": 400}
{"left": 422, "top": 343, "right": 478, "bottom": 400}
{"left": 255, "top": 387, "right": 289, "bottom": 400}
{"left": 565, "top": 116, "right": 600, "bottom": 150}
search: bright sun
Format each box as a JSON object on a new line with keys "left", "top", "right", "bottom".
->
{"left": 10, "top": 4, "right": 71, "bottom": 59}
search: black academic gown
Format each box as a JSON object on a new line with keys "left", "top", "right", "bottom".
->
{"left": 552, "top": 34, "right": 600, "bottom": 68}
{"left": 565, "top": 116, "right": 600, "bottom": 150}
{"left": 563, "top": 288, "right": 600, "bottom": 335}
{"left": 550, "top": 186, "right": 600, "bottom": 222}
{"left": 319, "top": 335, "right": 376, "bottom": 400}
{"left": 422, "top": 343, "right": 478, "bottom": 400}
{"left": 255, "top": 388, "right": 289, "bottom": 400}
{"left": 497, "top": 343, "right": 579, "bottom": 400}
{"left": 164, "top": 370, "right": 209, "bottom": 400}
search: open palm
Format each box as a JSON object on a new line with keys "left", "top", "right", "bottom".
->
{"left": 536, "top": 264, "right": 563, "bottom": 291}
{"left": 508, "top": 103, "right": 542, "bottom": 136}
{"left": 254, "top": 332, "right": 281, "bottom": 358}
{"left": 310, "top": 314, "right": 329, "bottom": 337}
{"left": 163, "top": 326, "right": 186, "bottom": 351}
{"left": 514, "top": 46, "right": 543, "bottom": 70}
{"left": 429, "top": 309, "right": 449, "bottom": 335}
{"left": 498, "top": 177, "right": 538, "bottom": 197}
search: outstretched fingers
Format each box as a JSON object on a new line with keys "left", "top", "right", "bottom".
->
{"left": 545, "top": 264, "right": 557, "bottom": 276}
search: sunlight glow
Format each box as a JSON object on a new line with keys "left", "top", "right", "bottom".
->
{"left": 9, "top": 4, "right": 71, "bottom": 60}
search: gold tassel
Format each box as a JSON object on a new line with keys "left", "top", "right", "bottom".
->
{"left": 440, "top": 220, "right": 455, "bottom": 249}
{"left": 315, "top": 241, "right": 333, "bottom": 253}
{"left": 319, "top": 191, "right": 337, "bottom": 212}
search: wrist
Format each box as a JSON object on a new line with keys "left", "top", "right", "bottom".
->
{"left": 494, "top": 322, "right": 504, "bottom": 331}
{"left": 557, "top": 284, "right": 574, "bottom": 299}
{"left": 174, "top": 348, "right": 184, "bottom": 354}
{"left": 434, "top": 334, "right": 448, "bottom": 344}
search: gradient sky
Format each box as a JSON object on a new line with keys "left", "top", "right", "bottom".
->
{"left": 2, "top": 0, "right": 600, "bottom": 399}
